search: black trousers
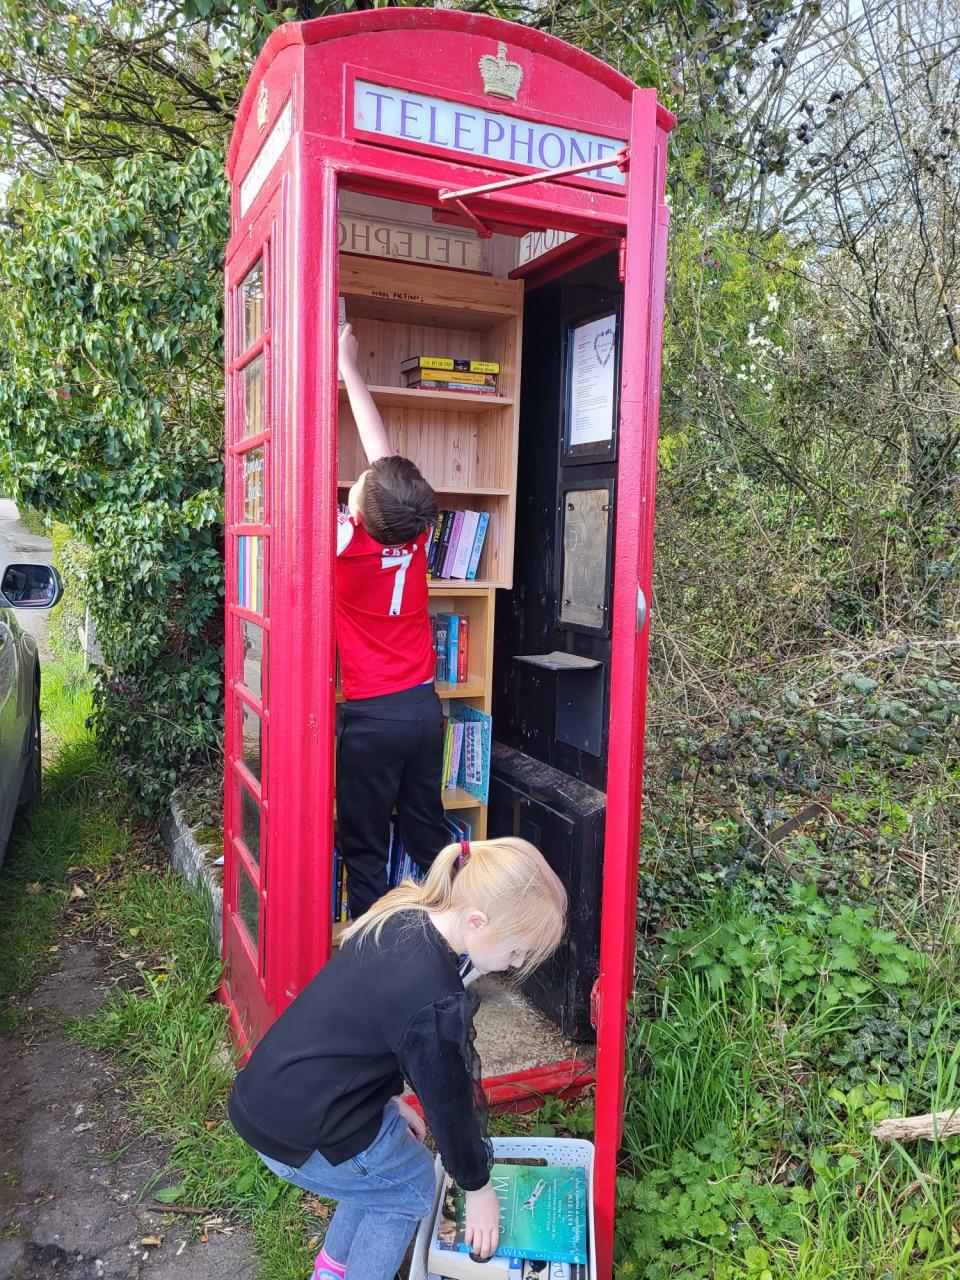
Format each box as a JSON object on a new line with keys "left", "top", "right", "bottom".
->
{"left": 335, "top": 684, "right": 451, "bottom": 919}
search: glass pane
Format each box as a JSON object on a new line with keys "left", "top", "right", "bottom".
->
{"left": 560, "top": 488, "right": 609, "bottom": 629}
{"left": 242, "top": 702, "right": 262, "bottom": 782}
{"left": 242, "top": 354, "right": 265, "bottom": 439}
{"left": 241, "top": 620, "right": 264, "bottom": 700}
{"left": 237, "top": 535, "right": 266, "bottom": 615}
{"left": 239, "top": 783, "right": 261, "bottom": 865}
{"left": 240, "top": 260, "right": 264, "bottom": 349}
{"left": 242, "top": 446, "right": 265, "bottom": 523}
{"left": 237, "top": 865, "right": 260, "bottom": 951}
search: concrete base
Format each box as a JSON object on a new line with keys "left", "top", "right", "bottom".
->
{"left": 160, "top": 795, "right": 223, "bottom": 943}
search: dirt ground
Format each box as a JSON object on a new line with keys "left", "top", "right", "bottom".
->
{"left": 0, "top": 941, "right": 259, "bottom": 1280}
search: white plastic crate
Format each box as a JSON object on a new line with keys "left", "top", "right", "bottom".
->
{"left": 408, "top": 1135, "right": 595, "bottom": 1280}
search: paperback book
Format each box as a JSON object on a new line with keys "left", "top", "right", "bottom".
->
{"left": 428, "top": 1164, "right": 588, "bottom": 1279}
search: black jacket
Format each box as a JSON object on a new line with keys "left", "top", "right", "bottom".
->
{"left": 228, "top": 911, "right": 492, "bottom": 1190}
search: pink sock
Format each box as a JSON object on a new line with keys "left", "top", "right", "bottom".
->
{"left": 314, "top": 1247, "right": 346, "bottom": 1279}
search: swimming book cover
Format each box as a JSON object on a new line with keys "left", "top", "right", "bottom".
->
{"left": 434, "top": 1163, "right": 588, "bottom": 1267}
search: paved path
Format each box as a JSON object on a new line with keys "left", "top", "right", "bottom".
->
{"left": 0, "top": 500, "right": 54, "bottom": 661}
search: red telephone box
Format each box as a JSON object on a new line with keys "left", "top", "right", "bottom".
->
{"left": 223, "top": 11, "right": 672, "bottom": 1275}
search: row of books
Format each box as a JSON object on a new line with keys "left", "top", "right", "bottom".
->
{"left": 441, "top": 713, "right": 485, "bottom": 792}
{"left": 332, "top": 815, "right": 475, "bottom": 923}
{"left": 401, "top": 354, "right": 501, "bottom": 397}
{"left": 428, "top": 1161, "right": 588, "bottom": 1280}
{"left": 432, "top": 612, "right": 469, "bottom": 685}
{"left": 428, "top": 509, "right": 490, "bottom": 581}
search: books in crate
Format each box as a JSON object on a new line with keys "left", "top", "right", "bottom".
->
{"left": 428, "top": 510, "right": 490, "bottom": 581}
{"left": 427, "top": 1162, "right": 588, "bottom": 1280}
{"left": 401, "top": 355, "right": 501, "bottom": 397}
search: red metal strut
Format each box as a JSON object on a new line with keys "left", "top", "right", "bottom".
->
{"left": 438, "top": 149, "right": 629, "bottom": 204}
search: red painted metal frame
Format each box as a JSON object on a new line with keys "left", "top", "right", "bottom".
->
{"left": 224, "top": 12, "right": 673, "bottom": 1277}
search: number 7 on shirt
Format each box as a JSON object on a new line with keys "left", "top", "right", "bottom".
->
{"left": 381, "top": 548, "right": 413, "bottom": 616}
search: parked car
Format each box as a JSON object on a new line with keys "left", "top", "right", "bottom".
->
{"left": 0, "top": 563, "right": 63, "bottom": 864}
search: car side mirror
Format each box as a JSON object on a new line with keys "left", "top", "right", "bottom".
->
{"left": 0, "top": 563, "right": 64, "bottom": 610}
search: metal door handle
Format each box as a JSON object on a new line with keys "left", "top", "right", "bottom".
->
{"left": 636, "top": 585, "right": 648, "bottom": 632}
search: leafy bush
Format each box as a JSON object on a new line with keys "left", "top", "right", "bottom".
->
{"left": 0, "top": 149, "right": 228, "bottom": 809}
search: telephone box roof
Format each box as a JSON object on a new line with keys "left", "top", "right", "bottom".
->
{"left": 228, "top": 8, "right": 674, "bottom": 179}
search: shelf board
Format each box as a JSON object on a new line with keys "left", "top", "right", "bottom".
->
{"left": 337, "top": 479, "right": 509, "bottom": 497}
{"left": 340, "top": 255, "right": 520, "bottom": 330}
{"left": 338, "top": 383, "right": 512, "bottom": 412}
{"left": 429, "top": 579, "right": 499, "bottom": 592}
{"left": 336, "top": 681, "right": 487, "bottom": 703}
{"left": 442, "top": 786, "right": 483, "bottom": 811}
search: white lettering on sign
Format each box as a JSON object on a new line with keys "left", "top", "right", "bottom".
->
{"left": 353, "top": 80, "right": 626, "bottom": 187}
{"left": 517, "top": 227, "right": 576, "bottom": 267}
{"left": 240, "top": 98, "right": 292, "bottom": 217}
{"left": 338, "top": 212, "right": 487, "bottom": 272}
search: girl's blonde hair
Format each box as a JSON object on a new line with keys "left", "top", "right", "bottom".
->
{"left": 341, "top": 837, "right": 567, "bottom": 980}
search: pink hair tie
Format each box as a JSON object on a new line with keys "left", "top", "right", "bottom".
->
{"left": 456, "top": 840, "right": 471, "bottom": 870}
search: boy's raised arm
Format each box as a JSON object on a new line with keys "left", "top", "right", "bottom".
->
{"left": 338, "top": 323, "right": 392, "bottom": 465}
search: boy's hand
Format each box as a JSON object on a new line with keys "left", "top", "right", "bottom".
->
{"left": 338, "top": 322, "right": 358, "bottom": 374}
{"left": 464, "top": 1182, "right": 500, "bottom": 1259}
{"left": 394, "top": 1097, "right": 426, "bottom": 1142}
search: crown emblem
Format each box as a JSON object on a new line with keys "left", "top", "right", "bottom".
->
{"left": 257, "top": 82, "right": 269, "bottom": 131}
{"left": 479, "top": 42, "right": 522, "bottom": 100}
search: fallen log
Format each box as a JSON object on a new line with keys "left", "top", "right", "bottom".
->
{"left": 872, "top": 1111, "right": 960, "bottom": 1143}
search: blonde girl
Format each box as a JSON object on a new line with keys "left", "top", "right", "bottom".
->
{"left": 228, "top": 837, "right": 567, "bottom": 1280}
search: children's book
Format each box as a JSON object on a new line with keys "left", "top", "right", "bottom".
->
{"left": 449, "top": 703, "right": 492, "bottom": 803}
{"left": 465, "top": 511, "right": 490, "bottom": 581}
{"left": 451, "top": 511, "right": 480, "bottom": 579}
{"left": 445, "top": 721, "right": 465, "bottom": 790}
{"left": 428, "top": 1176, "right": 522, "bottom": 1280}
{"left": 430, "top": 1165, "right": 588, "bottom": 1272}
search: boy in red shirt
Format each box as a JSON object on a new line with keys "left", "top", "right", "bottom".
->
{"left": 336, "top": 324, "right": 450, "bottom": 918}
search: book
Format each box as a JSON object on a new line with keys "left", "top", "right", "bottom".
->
{"left": 430, "top": 1165, "right": 588, "bottom": 1273}
{"left": 402, "top": 368, "right": 498, "bottom": 388}
{"left": 447, "top": 613, "right": 460, "bottom": 686}
{"left": 445, "top": 721, "right": 465, "bottom": 789}
{"left": 406, "top": 380, "right": 501, "bottom": 396}
{"left": 434, "top": 614, "right": 451, "bottom": 684}
{"left": 428, "top": 512, "right": 450, "bottom": 577}
{"left": 434, "top": 512, "right": 456, "bottom": 579}
{"left": 462, "top": 721, "right": 483, "bottom": 790}
{"left": 457, "top": 614, "right": 469, "bottom": 683}
{"left": 400, "top": 355, "right": 500, "bottom": 374}
{"left": 449, "top": 703, "right": 492, "bottom": 803}
{"left": 442, "top": 511, "right": 465, "bottom": 579}
{"left": 521, "top": 1264, "right": 588, "bottom": 1279}
{"left": 441, "top": 718, "right": 454, "bottom": 789}
{"left": 450, "top": 511, "right": 480, "bottom": 580}
{"left": 429, "top": 1176, "right": 522, "bottom": 1280}
{"left": 465, "top": 511, "right": 490, "bottom": 581}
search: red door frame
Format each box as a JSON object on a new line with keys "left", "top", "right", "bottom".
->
{"left": 224, "top": 15, "right": 673, "bottom": 1277}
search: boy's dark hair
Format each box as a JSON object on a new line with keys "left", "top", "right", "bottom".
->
{"left": 360, "top": 455, "right": 438, "bottom": 546}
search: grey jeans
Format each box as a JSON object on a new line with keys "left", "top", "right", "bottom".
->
{"left": 257, "top": 1102, "right": 436, "bottom": 1280}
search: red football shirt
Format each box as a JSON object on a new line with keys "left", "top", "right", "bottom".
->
{"left": 335, "top": 513, "right": 435, "bottom": 700}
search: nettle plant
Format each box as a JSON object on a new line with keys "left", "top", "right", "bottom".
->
{"left": 0, "top": 149, "right": 228, "bottom": 809}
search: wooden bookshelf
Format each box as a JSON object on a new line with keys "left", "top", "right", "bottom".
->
{"left": 335, "top": 250, "right": 522, "bottom": 899}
